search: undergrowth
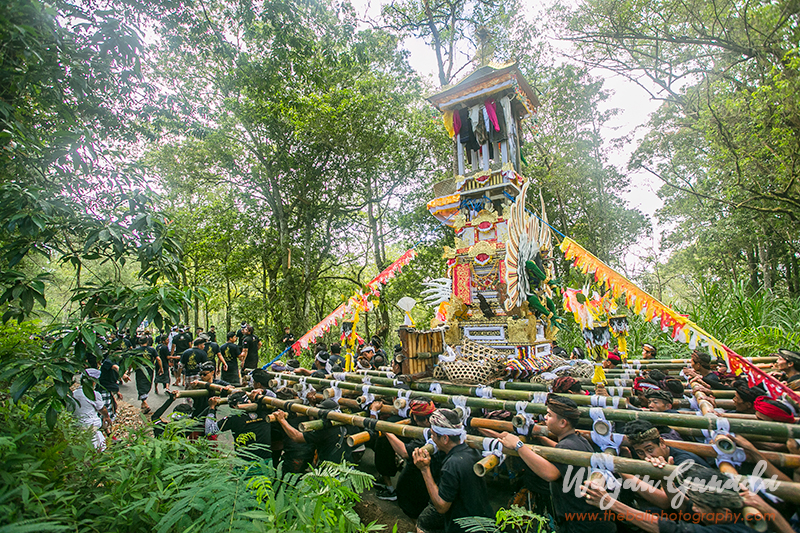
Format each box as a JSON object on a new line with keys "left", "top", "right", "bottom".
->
{"left": 0, "top": 394, "right": 382, "bottom": 533}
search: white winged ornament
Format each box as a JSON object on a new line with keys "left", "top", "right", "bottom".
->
{"left": 503, "top": 181, "right": 552, "bottom": 311}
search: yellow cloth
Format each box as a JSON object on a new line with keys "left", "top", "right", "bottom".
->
{"left": 592, "top": 364, "right": 606, "bottom": 384}
{"left": 443, "top": 110, "right": 455, "bottom": 138}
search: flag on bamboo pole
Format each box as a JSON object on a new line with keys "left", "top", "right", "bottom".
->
{"left": 559, "top": 237, "right": 800, "bottom": 405}
{"left": 292, "top": 249, "right": 418, "bottom": 354}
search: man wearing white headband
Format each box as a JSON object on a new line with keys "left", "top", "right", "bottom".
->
{"left": 412, "top": 409, "right": 493, "bottom": 533}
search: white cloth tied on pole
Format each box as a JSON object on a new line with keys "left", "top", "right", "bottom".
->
{"left": 475, "top": 386, "right": 494, "bottom": 399}
{"left": 332, "top": 372, "right": 346, "bottom": 382}
{"left": 362, "top": 375, "right": 371, "bottom": 386}
{"left": 451, "top": 395, "right": 471, "bottom": 424}
{"left": 329, "top": 381, "right": 343, "bottom": 402}
{"left": 482, "top": 438, "right": 506, "bottom": 465}
{"left": 423, "top": 428, "right": 439, "bottom": 453}
{"left": 360, "top": 384, "right": 375, "bottom": 409}
{"left": 429, "top": 383, "right": 443, "bottom": 395}
{"left": 532, "top": 392, "right": 547, "bottom": 404}
{"left": 515, "top": 400, "right": 536, "bottom": 435}
{"left": 397, "top": 389, "right": 411, "bottom": 418}
{"left": 589, "top": 453, "right": 619, "bottom": 490}
{"left": 385, "top": 371, "right": 395, "bottom": 379}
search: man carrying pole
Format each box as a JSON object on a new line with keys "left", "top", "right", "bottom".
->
{"left": 411, "top": 408, "right": 494, "bottom": 533}
{"left": 498, "top": 394, "right": 618, "bottom": 533}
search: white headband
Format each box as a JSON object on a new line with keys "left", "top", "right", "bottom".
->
{"left": 431, "top": 424, "right": 466, "bottom": 443}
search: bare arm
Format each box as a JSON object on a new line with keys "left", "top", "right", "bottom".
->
{"left": 385, "top": 432, "right": 409, "bottom": 459}
{"left": 583, "top": 482, "right": 660, "bottom": 533}
{"left": 274, "top": 410, "right": 305, "bottom": 443}
{"left": 619, "top": 473, "right": 670, "bottom": 509}
{"left": 498, "top": 432, "right": 561, "bottom": 482}
{"left": 412, "top": 448, "right": 452, "bottom": 514}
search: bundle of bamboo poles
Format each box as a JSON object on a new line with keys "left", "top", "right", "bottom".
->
{"left": 249, "top": 394, "right": 800, "bottom": 505}
{"left": 326, "top": 371, "right": 737, "bottom": 410}
{"left": 263, "top": 372, "right": 800, "bottom": 440}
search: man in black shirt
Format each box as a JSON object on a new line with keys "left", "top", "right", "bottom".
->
{"left": 240, "top": 325, "right": 261, "bottom": 379}
{"left": 218, "top": 331, "right": 242, "bottom": 384}
{"left": 180, "top": 337, "right": 209, "bottom": 385}
{"left": 412, "top": 408, "right": 494, "bottom": 533}
{"left": 154, "top": 335, "right": 171, "bottom": 394}
{"left": 207, "top": 326, "right": 217, "bottom": 343}
{"left": 274, "top": 399, "right": 352, "bottom": 465}
{"left": 207, "top": 391, "right": 272, "bottom": 462}
{"left": 132, "top": 336, "right": 158, "bottom": 413}
{"left": 385, "top": 399, "right": 442, "bottom": 519}
{"left": 583, "top": 463, "right": 754, "bottom": 533}
{"left": 282, "top": 326, "right": 294, "bottom": 350}
{"left": 498, "top": 394, "right": 617, "bottom": 533}
{"left": 172, "top": 327, "right": 192, "bottom": 386}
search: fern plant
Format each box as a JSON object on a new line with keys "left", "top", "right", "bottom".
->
{"left": 454, "top": 505, "right": 551, "bottom": 533}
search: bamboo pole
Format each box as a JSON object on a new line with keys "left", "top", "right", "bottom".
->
{"left": 624, "top": 357, "right": 776, "bottom": 365}
{"left": 265, "top": 372, "right": 800, "bottom": 439}
{"left": 467, "top": 417, "right": 800, "bottom": 469}
{"left": 350, "top": 369, "right": 737, "bottom": 399}
{"left": 347, "top": 419, "right": 412, "bottom": 447}
{"left": 256, "top": 395, "right": 800, "bottom": 504}
{"left": 332, "top": 371, "right": 736, "bottom": 410}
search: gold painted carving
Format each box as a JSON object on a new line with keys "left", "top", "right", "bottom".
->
{"left": 468, "top": 240, "right": 496, "bottom": 259}
{"left": 442, "top": 246, "right": 456, "bottom": 259}
{"left": 507, "top": 317, "right": 532, "bottom": 344}
{"left": 469, "top": 209, "right": 498, "bottom": 227}
{"left": 452, "top": 213, "right": 467, "bottom": 230}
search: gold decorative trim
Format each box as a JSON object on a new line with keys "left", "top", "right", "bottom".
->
{"left": 442, "top": 246, "right": 456, "bottom": 260}
{"left": 469, "top": 209, "right": 498, "bottom": 227}
{"left": 468, "top": 240, "right": 496, "bottom": 259}
{"left": 452, "top": 213, "right": 467, "bottom": 231}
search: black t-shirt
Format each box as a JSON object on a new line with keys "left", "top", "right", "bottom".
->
{"left": 138, "top": 346, "right": 158, "bottom": 373}
{"left": 157, "top": 344, "right": 170, "bottom": 372}
{"left": 437, "top": 442, "right": 494, "bottom": 533}
{"left": 205, "top": 341, "right": 220, "bottom": 363}
{"left": 208, "top": 330, "right": 216, "bottom": 343}
{"left": 304, "top": 424, "right": 349, "bottom": 464}
{"left": 396, "top": 438, "right": 444, "bottom": 519}
{"left": 658, "top": 519, "right": 750, "bottom": 533}
{"left": 242, "top": 334, "right": 260, "bottom": 368}
{"left": 219, "top": 342, "right": 241, "bottom": 381}
{"left": 98, "top": 358, "right": 120, "bottom": 392}
{"left": 282, "top": 333, "right": 294, "bottom": 349}
{"left": 550, "top": 433, "right": 617, "bottom": 533}
{"left": 192, "top": 378, "right": 229, "bottom": 418}
{"left": 669, "top": 446, "right": 711, "bottom": 468}
{"left": 237, "top": 328, "right": 246, "bottom": 348}
{"left": 218, "top": 411, "right": 272, "bottom": 461}
{"left": 173, "top": 332, "right": 191, "bottom": 354}
{"left": 282, "top": 415, "right": 315, "bottom": 472}
{"left": 180, "top": 347, "right": 209, "bottom": 375}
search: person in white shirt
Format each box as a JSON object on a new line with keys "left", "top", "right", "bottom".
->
{"left": 71, "top": 369, "right": 112, "bottom": 450}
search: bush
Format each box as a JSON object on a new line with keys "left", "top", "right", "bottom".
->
{"left": 0, "top": 395, "right": 382, "bottom": 533}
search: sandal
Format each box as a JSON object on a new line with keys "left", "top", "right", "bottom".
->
{"left": 141, "top": 407, "right": 152, "bottom": 414}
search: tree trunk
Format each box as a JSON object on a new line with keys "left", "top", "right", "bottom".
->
{"left": 746, "top": 247, "right": 759, "bottom": 293}
{"left": 225, "top": 273, "right": 232, "bottom": 332}
{"left": 758, "top": 235, "right": 772, "bottom": 290}
{"left": 262, "top": 251, "right": 269, "bottom": 337}
{"left": 193, "top": 258, "right": 199, "bottom": 332}
{"left": 791, "top": 253, "right": 800, "bottom": 298}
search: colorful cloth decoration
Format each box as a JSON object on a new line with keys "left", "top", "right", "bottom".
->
{"left": 292, "top": 249, "right": 418, "bottom": 354}
{"left": 443, "top": 110, "right": 455, "bottom": 138}
{"left": 560, "top": 237, "right": 800, "bottom": 405}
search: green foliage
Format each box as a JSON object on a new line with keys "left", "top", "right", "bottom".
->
{"left": 0, "top": 396, "right": 378, "bottom": 532}
{"left": 455, "top": 505, "right": 551, "bottom": 533}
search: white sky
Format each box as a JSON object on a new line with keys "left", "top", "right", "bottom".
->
{"left": 350, "top": 0, "right": 666, "bottom": 274}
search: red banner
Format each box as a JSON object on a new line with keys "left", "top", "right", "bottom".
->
{"left": 292, "top": 249, "right": 418, "bottom": 353}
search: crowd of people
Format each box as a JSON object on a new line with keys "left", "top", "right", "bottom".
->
{"left": 69, "top": 326, "right": 800, "bottom": 533}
